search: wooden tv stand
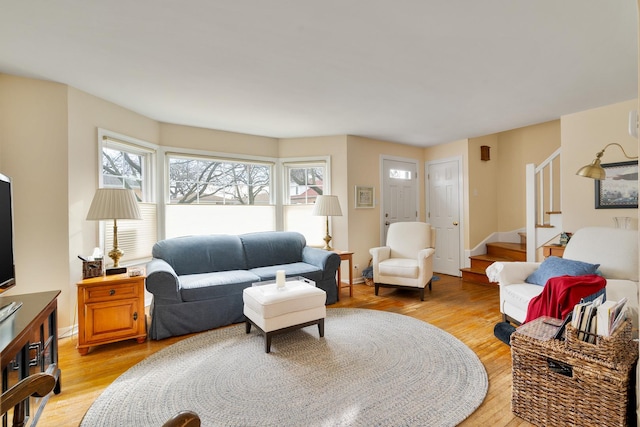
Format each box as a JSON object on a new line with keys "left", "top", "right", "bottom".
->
{"left": 0, "top": 290, "right": 61, "bottom": 426}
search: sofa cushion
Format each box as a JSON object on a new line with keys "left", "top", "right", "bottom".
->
{"left": 153, "top": 235, "right": 247, "bottom": 276}
{"left": 525, "top": 256, "right": 600, "bottom": 286}
{"left": 250, "top": 263, "right": 323, "bottom": 283}
{"left": 502, "top": 283, "right": 545, "bottom": 315}
{"left": 179, "top": 270, "right": 260, "bottom": 302}
{"left": 241, "top": 231, "right": 306, "bottom": 268}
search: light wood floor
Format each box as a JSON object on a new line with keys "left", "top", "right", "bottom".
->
{"left": 38, "top": 275, "right": 534, "bottom": 426}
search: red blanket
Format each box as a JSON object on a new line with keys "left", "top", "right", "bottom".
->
{"left": 524, "top": 274, "right": 606, "bottom": 324}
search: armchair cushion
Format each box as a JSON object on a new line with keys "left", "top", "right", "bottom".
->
{"left": 524, "top": 256, "right": 600, "bottom": 286}
{"left": 379, "top": 258, "right": 419, "bottom": 278}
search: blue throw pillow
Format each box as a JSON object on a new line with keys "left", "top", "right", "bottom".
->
{"left": 525, "top": 256, "right": 600, "bottom": 286}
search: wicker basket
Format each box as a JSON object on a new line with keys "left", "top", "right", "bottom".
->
{"left": 511, "top": 317, "right": 637, "bottom": 427}
{"left": 564, "top": 319, "right": 633, "bottom": 364}
{"left": 363, "top": 259, "right": 374, "bottom": 286}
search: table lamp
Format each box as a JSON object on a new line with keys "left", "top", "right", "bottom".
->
{"left": 312, "top": 195, "right": 342, "bottom": 250}
{"left": 86, "top": 188, "right": 142, "bottom": 275}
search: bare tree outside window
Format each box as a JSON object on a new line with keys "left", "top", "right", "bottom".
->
{"left": 168, "top": 157, "right": 271, "bottom": 205}
{"left": 102, "top": 147, "right": 143, "bottom": 201}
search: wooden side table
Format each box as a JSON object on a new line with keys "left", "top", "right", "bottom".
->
{"left": 542, "top": 244, "right": 565, "bottom": 258}
{"left": 333, "top": 250, "right": 354, "bottom": 300}
{"left": 76, "top": 273, "right": 147, "bottom": 355}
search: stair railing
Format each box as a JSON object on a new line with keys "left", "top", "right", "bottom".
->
{"left": 525, "top": 147, "right": 562, "bottom": 261}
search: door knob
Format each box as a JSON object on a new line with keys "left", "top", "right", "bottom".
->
{"left": 385, "top": 221, "right": 390, "bottom": 226}
{"left": 453, "top": 221, "right": 459, "bottom": 226}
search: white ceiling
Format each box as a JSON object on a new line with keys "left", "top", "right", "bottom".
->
{"left": 0, "top": 1, "right": 637, "bottom": 147}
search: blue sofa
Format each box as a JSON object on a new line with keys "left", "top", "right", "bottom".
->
{"left": 145, "top": 231, "right": 341, "bottom": 339}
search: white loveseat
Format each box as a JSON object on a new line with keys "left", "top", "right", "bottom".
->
{"left": 486, "top": 227, "right": 639, "bottom": 329}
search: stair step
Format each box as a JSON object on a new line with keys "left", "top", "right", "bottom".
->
{"left": 486, "top": 242, "right": 527, "bottom": 261}
{"left": 518, "top": 232, "right": 527, "bottom": 245}
{"left": 469, "top": 254, "right": 513, "bottom": 270}
{"left": 460, "top": 267, "right": 494, "bottom": 285}
{"left": 536, "top": 224, "right": 554, "bottom": 228}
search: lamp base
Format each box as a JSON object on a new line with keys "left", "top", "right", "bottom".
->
{"left": 322, "top": 233, "right": 333, "bottom": 251}
{"left": 106, "top": 267, "right": 127, "bottom": 276}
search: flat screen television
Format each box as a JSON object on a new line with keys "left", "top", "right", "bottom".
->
{"left": 0, "top": 173, "right": 15, "bottom": 294}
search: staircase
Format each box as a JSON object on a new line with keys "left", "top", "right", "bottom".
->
{"left": 460, "top": 242, "right": 527, "bottom": 285}
{"left": 461, "top": 148, "right": 562, "bottom": 283}
{"left": 526, "top": 147, "right": 562, "bottom": 261}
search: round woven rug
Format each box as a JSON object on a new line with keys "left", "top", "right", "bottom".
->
{"left": 82, "top": 308, "right": 487, "bottom": 426}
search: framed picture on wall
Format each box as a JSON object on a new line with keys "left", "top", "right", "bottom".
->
{"left": 355, "top": 186, "right": 374, "bottom": 208}
{"left": 595, "top": 161, "right": 638, "bottom": 209}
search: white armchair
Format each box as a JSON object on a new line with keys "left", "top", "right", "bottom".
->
{"left": 486, "top": 226, "right": 639, "bottom": 330}
{"left": 369, "top": 222, "right": 436, "bottom": 301}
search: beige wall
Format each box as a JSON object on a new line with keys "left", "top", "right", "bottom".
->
{"left": 161, "top": 123, "right": 278, "bottom": 157}
{"left": 468, "top": 134, "right": 499, "bottom": 248}
{"left": 561, "top": 99, "right": 638, "bottom": 231}
{"left": 497, "top": 120, "right": 561, "bottom": 231}
{"left": 0, "top": 75, "right": 71, "bottom": 325}
{"left": 346, "top": 135, "right": 425, "bottom": 275}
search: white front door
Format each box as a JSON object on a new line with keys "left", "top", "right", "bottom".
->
{"left": 427, "top": 158, "right": 462, "bottom": 276}
{"left": 381, "top": 158, "right": 418, "bottom": 244}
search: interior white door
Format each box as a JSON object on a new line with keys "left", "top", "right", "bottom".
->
{"left": 427, "top": 159, "right": 461, "bottom": 276}
{"left": 381, "top": 158, "right": 418, "bottom": 244}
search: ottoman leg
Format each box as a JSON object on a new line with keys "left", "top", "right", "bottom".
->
{"left": 318, "top": 318, "right": 325, "bottom": 337}
{"left": 265, "top": 333, "right": 272, "bottom": 353}
{"left": 245, "top": 320, "right": 252, "bottom": 334}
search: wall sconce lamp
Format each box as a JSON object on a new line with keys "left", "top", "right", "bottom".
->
{"left": 86, "top": 188, "right": 142, "bottom": 275}
{"left": 480, "top": 145, "right": 491, "bottom": 161}
{"left": 576, "top": 143, "right": 638, "bottom": 180}
{"left": 311, "top": 195, "right": 343, "bottom": 250}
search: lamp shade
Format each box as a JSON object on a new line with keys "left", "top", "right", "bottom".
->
{"left": 86, "top": 188, "right": 142, "bottom": 220}
{"left": 576, "top": 159, "right": 606, "bottom": 180}
{"left": 312, "top": 195, "right": 342, "bottom": 217}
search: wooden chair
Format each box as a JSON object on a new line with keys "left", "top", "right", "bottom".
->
{"left": 162, "top": 411, "right": 201, "bottom": 427}
{"left": 1, "top": 372, "right": 56, "bottom": 427}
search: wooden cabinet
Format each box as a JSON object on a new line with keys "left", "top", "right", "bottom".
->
{"left": 76, "top": 274, "right": 147, "bottom": 355}
{"left": 1, "top": 291, "right": 61, "bottom": 426}
{"left": 542, "top": 245, "right": 566, "bottom": 258}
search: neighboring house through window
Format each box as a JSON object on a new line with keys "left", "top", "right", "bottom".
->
{"left": 283, "top": 159, "right": 329, "bottom": 247}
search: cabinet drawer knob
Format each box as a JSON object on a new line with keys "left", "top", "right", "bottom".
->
{"left": 133, "top": 312, "right": 138, "bottom": 321}
{"left": 109, "top": 289, "right": 115, "bottom": 296}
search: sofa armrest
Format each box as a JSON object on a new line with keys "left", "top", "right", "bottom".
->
{"left": 302, "top": 247, "right": 341, "bottom": 278}
{"left": 486, "top": 261, "right": 541, "bottom": 285}
{"left": 145, "top": 259, "right": 182, "bottom": 304}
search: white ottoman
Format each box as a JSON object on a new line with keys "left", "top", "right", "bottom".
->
{"left": 243, "top": 280, "right": 326, "bottom": 353}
